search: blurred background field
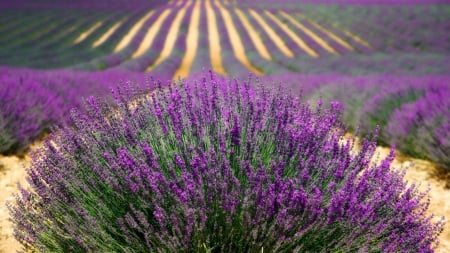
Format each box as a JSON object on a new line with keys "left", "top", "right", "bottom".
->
{"left": 0, "top": 0, "right": 449, "bottom": 252}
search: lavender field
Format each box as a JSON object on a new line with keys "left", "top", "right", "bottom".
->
{"left": 0, "top": 0, "right": 449, "bottom": 252}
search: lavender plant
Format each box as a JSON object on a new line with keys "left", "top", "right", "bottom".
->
{"left": 10, "top": 72, "right": 443, "bottom": 252}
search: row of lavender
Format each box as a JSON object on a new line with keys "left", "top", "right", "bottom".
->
{"left": 0, "top": 0, "right": 167, "bottom": 10}
{"left": 0, "top": 67, "right": 169, "bottom": 155}
{"left": 261, "top": 74, "right": 450, "bottom": 170}
{"left": 8, "top": 72, "right": 443, "bottom": 251}
{"left": 298, "top": 4, "right": 450, "bottom": 54}
{"left": 238, "top": 0, "right": 449, "bottom": 5}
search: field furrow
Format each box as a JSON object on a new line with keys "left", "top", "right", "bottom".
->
{"left": 145, "top": 1, "right": 192, "bottom": 73}
{"left": 264, "top": 9, "right": 319, "bottom": 58}
{"left": 92, "top": 17, "right": 127, "bottom": 48}
{"left": 0, "top": 12, "right": 56, "bottom": 45}
{"left": 234, "top": 8, "right": 272, "bottom": 61}
{"left": 206, "top": 0, "right": 227, "bottom": 75}
{"left": 173, "top": 0, "right": 202, "bottom": 79}
{"left": 279, "top": 11, "right": 339, "bottom": 56}
{"left": 113, "top": 10, "right": 155, "bottom": 53}
{"left": 248, "top": 8, "right": 294, "bottom": 58}
{"left": 215, "top": 1, "right": 263, "bottom": 75}
{"left": 74, "top": 21, "right": 104, "bottom": 44}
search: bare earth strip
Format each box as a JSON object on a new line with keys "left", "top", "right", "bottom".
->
{"left": 206, "top": 0, "right": 227, "bottom": 75}
{"left": 215, "top": 1, "right": 263, "bottom": 75}
{"left": 248, "top": 9, "right": 294, "bottom": 58}
{"left": 146, "top": 1, "right": 192, "bottom": 73}
{"left": 295, "top": 13, "right": 355, "bottom": 52}
{"left": 0, "top": 155, "right": 30, "bottom": 253}
{"left": 173, "top": 0, "right": 201, "bottom": 79}
{"left": 176, "top": 0, "right": 184, "bottom": 7}
{"left": 73, "top": 21, "right": 103, "bottom": 44}
{"left": 373, "top": 146, "right": 450, "bottom": 253}
{"left": 234, "top": 8, "right": 272, "bottom": 61}
{"left": 114, "top": 10, "right": 155, "bottom": 53}
{"left": 279, "top": 11, "right": 339, "bottom": 55}
{"left": 92, "top": 18, "right": 126, "bottom": 48}
{"left": 297, "top": 12, "right": 372, "bottom": 49}
{"left": 264, "top": 10, "right": 318, "bottom": 58}
{"left": 131, "top": 9, "right": 172, "bottom": 59}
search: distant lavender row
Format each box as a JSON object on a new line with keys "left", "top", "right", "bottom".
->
{"left": 277, "top": 53, "right": 450, "bottom": 75}
{"left": 0, "top": 67, "right": 166, "bottom": 154}
{"left": 0, "top": 0, "right": 167, "bottom": 10}
{"left": 386, "top": 86, "right": 450, "bottom": 169}
{"left": 259, "top": 74, "right": 450, "bottom": 169}
{"left": 297, "top": 5, "right": 450, "bottom": 54}
{"left": 238, "top": 0, "right": 449, "bottom": 5}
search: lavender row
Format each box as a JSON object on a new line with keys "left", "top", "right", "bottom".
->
{"left": 188, "top": 1, "right": 210, "bottom": 75}
{"left": 0, "top": 5, "right": 158, "bottom": 69}
{"left": 211, "top": 2, "right": 255, "bottom": 77}
{"left": 0, "top": 67, "right": 162, "bottom": 155}
{"left": 0, "top": 0, "right": 167, "bottom": 11}
{"left": 1, "top": 11, "right": 108, "bottom": 58}
{"left": 383, "top": 84, "right": 450, "bottom": 169}
{"left": 304, "top": 5, "right": 450, "bottom": 53}
{"left": 75, "top": 4, "right": 177, "bottom": 71}
{"left": 272, "top": 52, "right": 450, "bottom": 75}
{"left": 115, "top": 3, "right": 187, "bottom": 73}
{"left": 227, "top": 6, "right": 292, "bottom": 75}
{"left": 237, "top": 0, "right": 449, "bottom": 6}
{"left": 258, "top": 74, "right": 450, "bottom": 170}
{"left": 0, "top": 10, "right": 54, "bottom": 43}
{"left": 144, "top": 2, "right": 193, "bottom": 77}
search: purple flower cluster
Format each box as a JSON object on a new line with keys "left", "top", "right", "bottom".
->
{"left": 9, "top": 72, "right": 443, "bottom": 252}
{"left": 0, "top": 67, "right": 160, "bottom": 154}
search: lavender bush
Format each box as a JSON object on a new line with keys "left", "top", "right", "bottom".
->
{"left": 10, "top": 72, "right": 443, "bottom": 252}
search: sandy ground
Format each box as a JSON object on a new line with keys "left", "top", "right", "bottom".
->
{"left": 0, "top": 143, "right": 449, "bottom": 252}
{"left": 373, "top": 146, "right": 450, "bottom": 252}
{"left": 0, "top": 154, "right": 29, "bottom": 253}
